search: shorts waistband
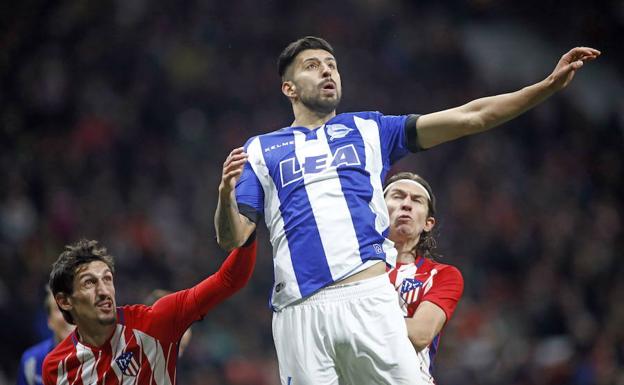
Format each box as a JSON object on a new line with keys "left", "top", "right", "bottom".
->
{"left": 295, "top": 273, "right": 391, "bottom": 305}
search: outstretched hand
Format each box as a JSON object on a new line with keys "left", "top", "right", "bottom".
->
{"left": 220, "top": 147, "right": 248, "bottom": 195}
{"left": 549, "top": 47, "right": 600, "bottom": 90}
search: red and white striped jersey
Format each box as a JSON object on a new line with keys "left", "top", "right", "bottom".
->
{"left": 387, "top": 256, "right": 463, "bottom": 320}
{"left": 42, "top": 241, "right": 257, "bottom": 385}
{"left": 387, "top": 255, "right": 463, "bottom": 379}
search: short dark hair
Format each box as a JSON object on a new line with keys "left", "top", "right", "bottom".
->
{"left": 49, "top": 239, "right": 115, "bottom": 324}
{"left": 384, "top": 172, "right": 439, "bottom": 260}
{"left": 277, "top": 36, "right": 335, "bottom": 79}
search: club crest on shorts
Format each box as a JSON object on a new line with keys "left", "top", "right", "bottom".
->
{"left": 115, "top": 351, "right": 139, "bottom": 376}
{"left": 326, "top": 124, "right": 353, "bottom": 141}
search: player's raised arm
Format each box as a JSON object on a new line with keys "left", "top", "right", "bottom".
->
{"left": 150, "top": 238, "right": 258, "bottom": 336}
{"left": 415, "top": 47, "right": 601, "bottom": 149}
{"left": 215, "top": 147, "right": 256, "bottom": 250}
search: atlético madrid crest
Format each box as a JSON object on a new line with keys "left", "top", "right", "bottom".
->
{"left": 399, "top": 278, "right": 423, "bottom": 305}
{"left": 115, "top": 352, "right": 139, "bottom": 376}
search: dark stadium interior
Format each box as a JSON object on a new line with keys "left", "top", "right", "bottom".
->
{"left": 1, "top": 1, "right": 622, "bottom": 384}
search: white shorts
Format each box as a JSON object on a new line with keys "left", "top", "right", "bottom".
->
{"left": 272, "top": 273, "right": 430, "bottom": 385}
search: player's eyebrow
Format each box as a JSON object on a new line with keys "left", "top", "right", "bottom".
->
{"left": 302, "top": 57, "right": 321, "bottom": 64}
{"left": 77, "top": 268, "right": 112, "bottom": 280}
{"left": 389, "top": 187, "right": 426, "bottom": 200}
{"left": 302, "top": 56, "right": 336, "bottom": 65}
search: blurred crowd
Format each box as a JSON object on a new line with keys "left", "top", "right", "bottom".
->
{"left": 1, "top": 1, "right": 622, "bottom": 384}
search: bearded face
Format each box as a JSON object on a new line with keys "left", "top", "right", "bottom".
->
{"left": 286, "top": 49, "right": 342, "bottom": 115}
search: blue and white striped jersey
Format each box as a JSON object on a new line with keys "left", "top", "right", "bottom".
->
{"left": 17, "top": 337, "right": 54, "bottom": 385}
{"left": 236, "top": 111, "right": 418, "bottom": 310}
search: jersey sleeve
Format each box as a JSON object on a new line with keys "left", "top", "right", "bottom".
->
{"left": 42, "top": 349, "right": 60, "bottom": 385}
{"left": 41, "top": 362, "right": 51, "bottom": 385}
{"left": 235, "top": 137, "right": 264, "bottom": 223}
{"left": 147, "top": 240, "right": 257, "bottom": 340}
{"left": 422, "top": 265, "right": 464, "bottom": 322}
{"left": 375, "top": 112, "right": 422, "bottom": 165}
{"left": 16, "top": 352, "right": 30, "bottom": 385}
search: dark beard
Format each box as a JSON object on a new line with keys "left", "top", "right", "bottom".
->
{"left": 98, "top": 314, "right": 117, "bottom": 325}
{"left": 300, "top": 91, "right": 341, "bottom": 115}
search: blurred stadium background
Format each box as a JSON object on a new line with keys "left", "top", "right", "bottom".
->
{"left": 1, "top": 1, "right": 622, "bottom": 384}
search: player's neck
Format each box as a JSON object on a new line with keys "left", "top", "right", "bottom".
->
{"left": 76, "top": 322, "right": 116, "bottom": 347}
{"left": 395, "top": 238, "right": 420, "bottom": 264}
{"left": 291, "top": 104, "right": 335, "bottom": 129}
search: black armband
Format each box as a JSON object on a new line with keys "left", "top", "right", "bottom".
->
{"left": 404, "top": 114, "right": 423, "bottom": 152}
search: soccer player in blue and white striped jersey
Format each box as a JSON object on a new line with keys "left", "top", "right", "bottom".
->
{"left": 214, "top": 37, "right": 599, "bottom": 384}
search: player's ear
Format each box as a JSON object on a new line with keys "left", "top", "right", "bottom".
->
{"left": 55, "top": 293, "right": 72, "bottom": 312}
{"left": 424, "top": 217, "right": 436, "bottom": 232}
{"left": 282, "top": 80, "right": 297, "bottom": 99}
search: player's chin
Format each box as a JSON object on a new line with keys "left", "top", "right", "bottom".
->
{"left": 320, "top": 95, "right": 341, "bottom": 109}
{"left": 98, "top": 313, "right": 117, "bottom": 325}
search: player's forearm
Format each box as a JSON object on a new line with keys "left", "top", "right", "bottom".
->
{"left": 215, "top": 188, "right": 247, "bottom": 250}
{"left": 215, "top": 238, "right": 257, "bottom": 290}
{"left": 170, "top": 240, "right": 257, "bottom": 324}
{"left": 417, "top": 77, "right": 557, "bottom": 148}
{"left": 461, "top": 77, "right": 557, "bottom": 134}
{"left": 405, "top": 317, "right": 437, "bottom": 352}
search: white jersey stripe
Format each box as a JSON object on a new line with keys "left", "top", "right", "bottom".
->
{"left": 75, "top": 343, "right": 95, "bottom": 385}
{"left": 354, "top": 116, "right": 397, "bottom": 265}
{"left": 55, "top": 356, "right": 68, "bottom": 385}
{"left": 134, "top": 330, "right": 172, "bottom": 385}
{"left": 109, "top": 324, "right": 126, "bottom": 384}
{"left": 293, "top": 129, "right": 361, "bottom": 279}
{"left": 247, "top": 136, "right": 302, "bottom": 307}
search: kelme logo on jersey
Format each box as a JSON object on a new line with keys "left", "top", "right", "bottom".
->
{"left": 115, "top": 352, "right": 139, "bottom": 377}
{"left": 279, "top": 144, "right": 361, "bottom": 187}
{"left": 326, "top": 124, "right": 353, "bottom": 141}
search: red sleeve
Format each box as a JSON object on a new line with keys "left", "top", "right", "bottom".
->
{"left": 148, "top": 240, "right": 257, "bottom": 340}
{"left": 422, "top": 265, "right": 464, "bottom": 322}
{"left": 42, "top": 341, "right": 68, "bottom": 385}
{"left": 42, "top": 358, "right": 54, "bottom": 385}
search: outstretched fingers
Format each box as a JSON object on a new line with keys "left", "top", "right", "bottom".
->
{"left": 551, "top": 46, "right": 600, "bottom": 89}
{"left": 564, "top": 47, "right": 601, "bottom": 63}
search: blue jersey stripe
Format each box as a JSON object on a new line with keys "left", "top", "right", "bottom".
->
{"left": 324, "top": 119, "right": 387, "bottom": 263}
{"left": 429, "top": 334, "right": 440, "bottom": 374}
{"left": 259, "top": 133, "right": 334, "bottom": 298}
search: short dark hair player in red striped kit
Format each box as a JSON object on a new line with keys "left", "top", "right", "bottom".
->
{"left": 42, "top": 238, "right": 256, "bottom": 385}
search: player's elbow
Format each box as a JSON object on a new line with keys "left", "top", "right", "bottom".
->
{"left": 408, "top": 331, "right": 435, "bottom": 352}
{"left": 216, "top": 235, "right": 243, "bottom": 251}
{"left": 220, "top": 271, "right": 251, "bottom": 292}
{"left": 410, "top": 335, "right": 434, "bottom": 352}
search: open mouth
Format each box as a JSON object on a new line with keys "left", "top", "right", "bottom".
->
{"left": 96, "top": 300, "right": 113, "bottom": 311}
{"left": 321, "top": 81, "right": 336, "bottom": 90}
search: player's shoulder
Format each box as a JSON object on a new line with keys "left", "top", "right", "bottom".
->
{"left": 42, "top": 336, "right": 73, "bottom": 368}
{"left": 117, "top": 304, "right": 151, "bottom": 324}
{"left": 335, "top": 111, "right": 383, "bottom": 121}
{"left": 424, "top": 258, "right": 463, "bottom": 280}
{"left": 20, "top": 337, "right": 54, "bottom": 366}
{"left": 242, "top": 128, "right": 295, "bottom": 153}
